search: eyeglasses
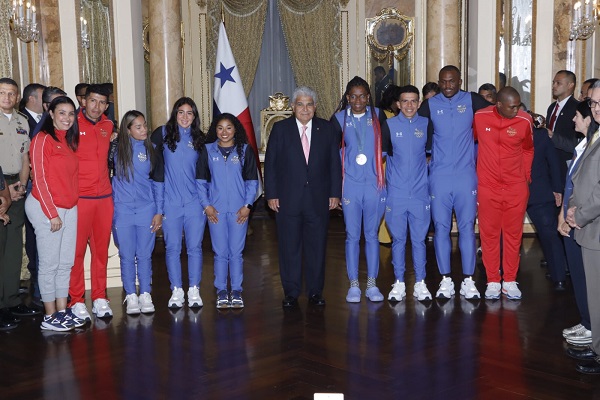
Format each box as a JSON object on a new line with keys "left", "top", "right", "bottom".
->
{"left": 588, "top": 100, "right": 600, "bottom": 108}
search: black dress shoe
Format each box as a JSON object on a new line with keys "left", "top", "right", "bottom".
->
{"left": 10, "top": 304, "right": 41, "bottom": 317}
{"left": 282, "top": 296, "right": 298, "bottom": 308}
{"left": 576, "top": 359, "right": 600, "bottom": 374}
{"left": 0, "top": 319, "right": 18, "bottom": 331}
{"left": 554, "top": 281, "right": 567, "bottom": 291}
{"left": 308, "top": 294, "right": 326, "bottom": 306}
{"left": 0, "top": 309, "right": 20, "bottom": 324}
{"left": 567, "top": 346, "right": 597, "bottom": 360}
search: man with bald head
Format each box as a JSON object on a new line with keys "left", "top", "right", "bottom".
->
{"left": 473, "top": 87, "right": 534, "bottom": 300}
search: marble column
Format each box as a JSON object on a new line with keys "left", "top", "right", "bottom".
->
{"left": 426, "top": 0, "right": 461, "bottom": 82}
{"left": 149, "top": 0, "right": 183, "bottom": 129}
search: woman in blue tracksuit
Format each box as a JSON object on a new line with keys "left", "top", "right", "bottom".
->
{"left": 197, "top": 113, "right": 258, "bottom": 309}
{"left": 150, "top": 97, "right": 206, "bottom": 309}
{"left": 331, "top": 76, "right": 388, "bottom": 303}
{"left": 113, "top": 110, "right": 163, "bottom": 315}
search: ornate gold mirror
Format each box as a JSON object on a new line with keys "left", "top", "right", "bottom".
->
{"left": 366, "top": 7, "right": 415, "bottom": 104}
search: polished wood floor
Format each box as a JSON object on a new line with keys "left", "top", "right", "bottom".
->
{"left": 1, "top": 209, "right": 600, "bottom": 400}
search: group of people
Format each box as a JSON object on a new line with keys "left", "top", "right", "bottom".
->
{"left": 2, "top": 64, "right": 600, "bottom": 375}
{"left": 0, "top": 79, "right": 259, "bottom": 333}
{"left": 265, "top": 66, "right": 600, "bottom": 375}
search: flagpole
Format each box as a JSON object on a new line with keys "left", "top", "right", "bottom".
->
{"left": 221, "top": 2, "right": 224, "bottom": 23}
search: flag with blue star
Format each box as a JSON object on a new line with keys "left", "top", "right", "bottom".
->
{"left": 213, "top": 21, "right": 263, "bottom": 199}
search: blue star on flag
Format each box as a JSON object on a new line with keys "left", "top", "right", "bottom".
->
{"left": 215, "top": 63, "right": 236, "bottom": 88}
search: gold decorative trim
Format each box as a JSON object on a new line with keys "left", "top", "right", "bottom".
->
{"left": 366, "top": 8, "right": 414, "bottom": 69}
{"left": 142, "top": 18, "right": 149, "bottom": 63}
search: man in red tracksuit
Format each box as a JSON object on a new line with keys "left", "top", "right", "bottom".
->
{"left": 473, "top": 87, "right": 534, "bottom": 301}
{"left": 68, "top": 84, "right": 115, "bottom": 320}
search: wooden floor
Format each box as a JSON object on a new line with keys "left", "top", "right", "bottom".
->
{"left": 2, "top": 210, "right": 600, "bottom": 400}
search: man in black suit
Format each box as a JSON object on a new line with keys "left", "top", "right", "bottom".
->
{"left": 18, "top": 83, "right": 45, "bottom": 305}
{"left": 19, "top": 83, "right": 45, "bottom": 134}
{"left": 546, "top": 70, "right": 579, "bottom": 187}
{"left": 264, "top": 86, "right": 342, "bottom": 307}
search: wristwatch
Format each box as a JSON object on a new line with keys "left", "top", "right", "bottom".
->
{"left": 245, "top": 204, "right": 253, "bottom": 210}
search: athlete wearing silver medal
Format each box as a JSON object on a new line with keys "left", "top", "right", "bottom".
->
{"left": 331, "top": 76, "right": 390, "bottom": 303}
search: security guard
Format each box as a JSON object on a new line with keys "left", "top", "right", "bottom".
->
{"left": 0, "top": 77, "right": 40, "bottom": 329}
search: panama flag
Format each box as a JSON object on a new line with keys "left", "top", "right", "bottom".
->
{"left": 213, "top": 21, "right": 263, "bottom": 199}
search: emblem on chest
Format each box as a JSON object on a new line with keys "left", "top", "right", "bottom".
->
{"left": 137, "top": 152, "right": 147, "bottom": 162}
{"left": 507, "top": 127, "right": 517, "bottom": 137}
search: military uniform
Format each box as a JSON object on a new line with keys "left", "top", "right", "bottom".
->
{"left": 0, "top": 110, "right": 30, "bottom": 310}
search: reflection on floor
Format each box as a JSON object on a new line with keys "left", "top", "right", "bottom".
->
{"left": 1, "top": 215, "right": 599, "bottom": 399}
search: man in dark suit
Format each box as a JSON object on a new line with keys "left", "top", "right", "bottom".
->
{"left": 546, "top": 70, "right": 579, "bottom": 187}
{"left": 264, "top": 86, "right": 342, "bottom": 307}
{"left": 19, "top": 83, "right": 45, "bottom": 134}
{"left": 566, "top": 80, "right": 600, "bottom": 374}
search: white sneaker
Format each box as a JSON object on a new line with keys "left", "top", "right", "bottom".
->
{"left": 71, "top": 302, "right": 91, "bottom": 322}
{"left": 168, "top": 287, "right": 185, "bottom": 309}
{"left": 92, "top": 298, "right": 113, "bottom": 318}
{"left": 139, "top": 292, "right": 155, "bottom": 313}
{"left": 502, "top": 281, "right": 522, "bottom": 300}
{"left": 413, "top": 280, "right": 432, "bottom": 301}
{"left": 436, "top": 277, "right": 455, "bottom": 299}
{"left": 565, "top": 329, "right": 593, "bottom": 345}
{"left": 460, "top": 277, "right": 480, "bottom": 299}
{"left": 187, "top": 286, "right": 203, "bottom": 308}
{"left": 123, "top": 293, "right": 140, "bottom": 315}
{"left": 563, "top": 323, "right": 585, "bottom": 338}
{"left": 388, "top": 281, "right": 406, "bottom": 301}
{"left": 485, "top": 282, "right": 501, "bottom": 299}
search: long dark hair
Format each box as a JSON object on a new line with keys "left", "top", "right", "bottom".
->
{"left": 205, "top": 113, "right": 247, "bottom": 161}
{"left": 164, "top": 97, "right": 204, "bottom": 152}
{"left": 115, "top": 110, "right": 155, "bottom": 181}
{"left": 333, "top": 76, "right": 384, "bottom": 190}
{"left": 41, "top": 96, "right": 79, "bottom": 151}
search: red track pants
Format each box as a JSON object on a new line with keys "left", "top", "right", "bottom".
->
{"left": 69, "top": 196, "right": 114, "bottom": 304}
{"left": 478, "top": 182, "right": 528, "bottom": 283}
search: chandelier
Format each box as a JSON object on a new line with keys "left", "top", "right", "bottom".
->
{"left": 570, "top": 0, "right": 599, "bottom": 41}
{"left": 10, "top": 0, "right": 39, "bottom": 43}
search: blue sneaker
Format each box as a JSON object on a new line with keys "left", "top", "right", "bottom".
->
{"left": 216, "top": 290, "right": 230, "bottom": 309}
{"left": 230, "top": 291, "right": 244, "bottom": 308}
{"left": 346, "top": 287, "right": 361, "bottom": 303}
{"left": 40, "top": 312, "right": 74, "bottom": 332}
{"left": 64, "top": 308, "right": 87, "bottom": 328}
{"left": 366, "top": 287, "right": 384, "bottom": 302}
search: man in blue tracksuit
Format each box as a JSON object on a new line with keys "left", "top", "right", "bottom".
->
{"left": 384, "top": 85, "right": 432, "bottom": 302}
{"left": 418, "top": 65, "right": 489, "bottom": 299}
{"left": 196, "top": 117, "right": 258, "bottom": 308}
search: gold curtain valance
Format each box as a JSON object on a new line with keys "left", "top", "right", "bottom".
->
{"left": 278, "top": 0, "right": 341, "bottom": 118}
{"left": 207, "top": 0, "right": 268, "bottom": 97}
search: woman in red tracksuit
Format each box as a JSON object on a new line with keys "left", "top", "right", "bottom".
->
{"left": 25, "top": 96, "right": 81, "bottom": 332}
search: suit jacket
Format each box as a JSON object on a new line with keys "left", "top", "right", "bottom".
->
{"left": 19, "top": 108, "right": 38, "bottom": 138}
{"left": 569, "top": 137, "right": 600, "bottom": 250}
{"left": 546, "top": 96, "right": 579, "bottom": 155}
{"left": 264, "top": 116, "right": 342, "bottom": 214}
{"left": 528, "top": 127, "right": 563, "bottom": 205}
